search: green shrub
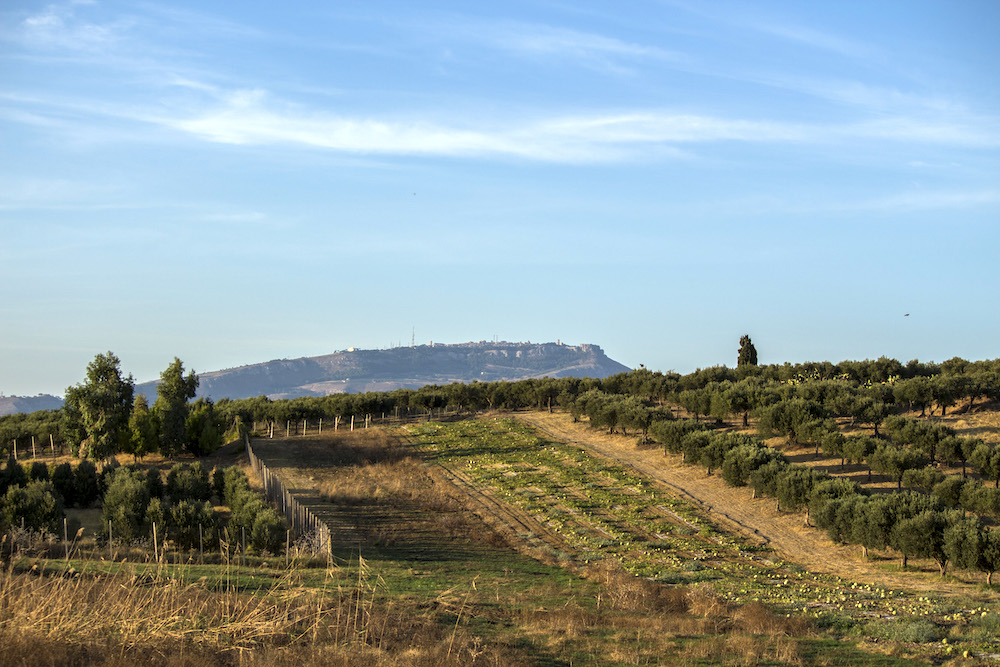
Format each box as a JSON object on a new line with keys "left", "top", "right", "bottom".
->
{"left": 50, "top": 463, "right": 76, "bottom": 506}
{"left": 145, "top": 497, "right": 166, "bottom": 535}
{"left": 250, "top": 507, "right": 285, "bottom": 554}
{"left": 102, "top": 468, "right": 151, "bottom": 542}
{"left": 1, "top": 455, "right": 27, "bottom": 493}
{"left": 74, "top": 460, "right": 100, "bottom": 507}
{"left": 98, "top": 458, "right": 120, "bottom": 496}
{"left": 169, "top": 499, "right": 220, "bottom": 550}
{"left": 222, "top": 467, "right": 250, "bottom": 508}
{"left": 145, "top": 467, "right": 164, "bottom": 500}
{"left": 28, "top": 461, "right": 49, "bottom": 483}
{"left": 165, "top": 463, "right": 211, "bottom": 503}
{"left": 212, "top": 466, "right": 225, "bottom": 499}
{"left": 0, "top": 481, "right": 64, "bottom": 534}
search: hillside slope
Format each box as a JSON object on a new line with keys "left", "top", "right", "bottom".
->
{"left": 0, "top": 394, "right": 64, "bottom": 417}
{"left": 136, "top": 341, "right": 630, "bottom": 401}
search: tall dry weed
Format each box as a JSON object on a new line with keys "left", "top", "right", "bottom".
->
{"left": 588, "top": 561, "right": 689, "bottom": 613}
{"left": 0, "top": 564, "right": 522, "bottom": 666}
{"left": 683, "top": 633, "right": 804, "bottom": 666}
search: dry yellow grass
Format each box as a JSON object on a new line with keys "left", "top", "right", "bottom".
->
{"left": 0, "top": 562, "right": 531, "bottom": 666}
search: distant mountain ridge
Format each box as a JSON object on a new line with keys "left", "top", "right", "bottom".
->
{"left": 137, "top": 341, "right": 630, "bottom": 401}
{"left": 0, "top": 394, "right": 64, "bottom": 417}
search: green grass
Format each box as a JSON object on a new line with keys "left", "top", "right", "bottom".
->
{"left": 403, "top": 417, "right": 999, "bottom": 664}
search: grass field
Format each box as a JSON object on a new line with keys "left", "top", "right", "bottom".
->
{"left": 2, "top": 417, "right": 998, "bottom": 665}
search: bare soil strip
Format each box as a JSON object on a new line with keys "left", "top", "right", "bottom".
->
{"left": 514, "top": 411, "right": 996, "bottom": 599}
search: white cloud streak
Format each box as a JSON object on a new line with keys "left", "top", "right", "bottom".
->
{"left": 6, "top": 83, "right": 998, "bottom": 164}
{"left": 147, "top": 87, "right": 1000, "bottom": 161}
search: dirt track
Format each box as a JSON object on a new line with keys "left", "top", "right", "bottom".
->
{"left": 514, "top": 411, "right": 995, "bottom": 598}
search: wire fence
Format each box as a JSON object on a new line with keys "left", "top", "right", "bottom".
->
{"left": 245, "top": 433, "right": 331, "bottom": 558}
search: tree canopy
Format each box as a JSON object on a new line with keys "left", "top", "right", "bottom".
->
{"left": 63, "top": 352, "right": 135, "bottom": 460}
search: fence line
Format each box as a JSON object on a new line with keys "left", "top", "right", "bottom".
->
{"left": 245, "top": 434, "right": 331, "bottom": 558}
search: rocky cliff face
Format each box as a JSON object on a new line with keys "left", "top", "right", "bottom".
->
{"left": 135, "top": 341, "right": 630, "bottom": 401}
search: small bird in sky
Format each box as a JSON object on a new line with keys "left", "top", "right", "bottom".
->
{"left": 904, "top": 313, "right": 910, "bottom": 317}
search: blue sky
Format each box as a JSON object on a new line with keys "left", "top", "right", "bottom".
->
{"left": 2, "top": 0, "right": 998, "bottom": 396}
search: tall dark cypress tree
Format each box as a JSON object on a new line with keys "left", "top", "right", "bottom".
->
{"left": 737, "top": 335, "right": 758, "bottom": 367}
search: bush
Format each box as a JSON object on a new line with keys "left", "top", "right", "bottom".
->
{"left": 145, "top": 467, "right": 164, "bottom": 500}
{"left": 50, "top": 463, "right": 76, "bottom": 506}
{"left": 102, "top": 468, "right": 151, "bottom": 542}
{"left": 0, "top": 481, "right": 64, "bottom": 534}
{"left": 222, "top": 467, "right": 251, "bottom": 509}
{"left": 165, "top": 463, "right": 211, "bottom": 504}
{"left": 216, "top": 466, "right": 284, "bottom": 555}
{"left": 28, "top": 461, "right": 49, "bottom": 483}
{"left": 231, "top": 495, "right": 266, "bottom": 538}
{"left": 169, "top": 499, "right": 220, "bottom": 551}
{"left": 74, "top": 460, "right": 100, "bottom": 507}
{"left": 145, "top": 497, "right": 166, "bottom": 535}
{"left": 250, "top": 507, "right": 285, "bottom": 554}
{"left": 1, "top": 456, "right": 27, "bottom": 494}
{"left": 98, "top": 458, "right": 120, "bottom": 496}
{"left": 212, "top": 466, "right": 225, "bottom": 499}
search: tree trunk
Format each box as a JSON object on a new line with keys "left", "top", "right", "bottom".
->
{"left": 861, "top": 545, "right": 868, "bottom": 560}
{"left": 901, "top": 554, "right": 908, "bottom": 569}
{"left": 742, "top": 412, "right": 749, "bottom": 428}
{"left": 988, "top": 571, "right": 994, "bottom": 586}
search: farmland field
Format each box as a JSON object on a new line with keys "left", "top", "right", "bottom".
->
{"left": 246, "top": 417, "right": 999, "bottom": 664}
{"left": 3, "top": 416, "right": 999, "bottom": 665}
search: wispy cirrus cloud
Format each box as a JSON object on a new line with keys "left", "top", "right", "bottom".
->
{"left": 6, "top": 79, "right": 998, "bottom": 163}
{"left": 19, "top": 2, "right": 131, "bottom": 52}
{"left": 153, "top": 88, "right": 804, "bottom": 161}
{"left": 437, "top": 18, "right": 687, "bottom": 75}
{"left": 751, "top": 21, "right": 877, "bottom": 61}
{"left": 152, "top": 86, "right": 1000, "bottom": 159}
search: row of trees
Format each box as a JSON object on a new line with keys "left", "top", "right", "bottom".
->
{"left": 207, "top": 356, "right": 998, "bottom": 432}
{"left": 0, "top": 455, "right": 287, "bottom": 556}
{"left": 647, "top": 419, "right": 1000, "bottom": 582}
{"left": 59, "top": 353, "right": 223, "bottom": 460}
{"left": 2, "top": 352, "right": 997, "bottom": 461}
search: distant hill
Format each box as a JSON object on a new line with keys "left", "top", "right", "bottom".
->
{"left": 0, "top": 394, "right": 64, "bottom": 417}
{"left": 136, "top": 341, "right": 631, "bottom": 401}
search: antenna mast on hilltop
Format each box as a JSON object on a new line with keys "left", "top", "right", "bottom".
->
{"left": 411, "top": 327, "right": 415, "bottom": 348}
